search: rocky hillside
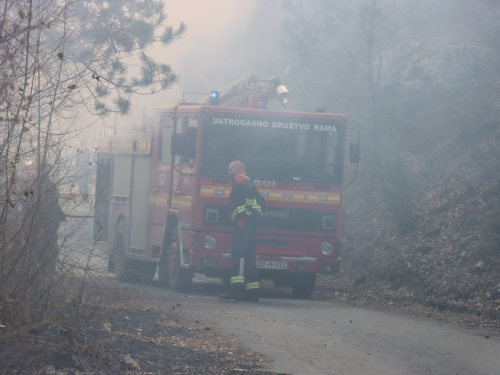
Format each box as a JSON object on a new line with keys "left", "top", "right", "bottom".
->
{"left": 334, "top": 123, "right": 499, "bottom": 317}
{"left": 319, "top": 37, "right": 500, "bottom": 322}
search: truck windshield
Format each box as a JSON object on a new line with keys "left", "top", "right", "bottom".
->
{"left": 201, "top": 114, "right": 343, "bottom": 184}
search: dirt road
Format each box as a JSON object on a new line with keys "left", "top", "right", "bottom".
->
{"left": 58, "top": 204, "right": 500, "bottom": 374}
{"left": 56, "top": 202, "right": 500, "bottom": 375}
{"left": 142, "top": 277, "right": 500, "bottom": 375}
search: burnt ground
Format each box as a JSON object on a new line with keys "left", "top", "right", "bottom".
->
{"left": 0, "top": 277, "right": 287, "bottom": 375}
{"left": 1, "top": 272, "right": 499, "bottom": 375}
{"left": 316, "top": 275, "right": 500, "bottom": 330}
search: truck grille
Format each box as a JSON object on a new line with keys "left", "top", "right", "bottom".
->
{"left": 204, "top": 205, "right": 335, "bottom": 233}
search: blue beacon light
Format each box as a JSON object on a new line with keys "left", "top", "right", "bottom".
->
{"left": 209, "top": 91, "right": 220, "bottom": 106}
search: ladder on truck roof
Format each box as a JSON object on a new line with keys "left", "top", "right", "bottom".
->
{"left": 198, "top": 74, "right": 280, "bottom": 107}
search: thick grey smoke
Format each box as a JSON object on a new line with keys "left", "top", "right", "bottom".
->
{"left": 127, "top": 0, "right": 287, "bottom": 123}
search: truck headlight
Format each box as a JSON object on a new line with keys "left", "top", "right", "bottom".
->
{"left": 320, "top": 242, "right": 333, "bottom": 255}
{"left": 203, "top": 236, "right": 216, "bottom": 250}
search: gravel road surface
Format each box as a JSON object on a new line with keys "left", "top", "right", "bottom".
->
{"left": 60, "top": 201, "right": 499, "bottom": 375}
{"left": 160, "top": 278, "right": 500, "bottom": 375}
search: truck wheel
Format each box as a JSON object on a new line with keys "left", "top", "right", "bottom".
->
{"left": 167, "top": 225, "right": 193, "bottom": 292}
{"left": 157, "top": 256, "right": 169, "bottom": 285}
{"left": 157, "top": 226, "right": 172, "bottom": 285}
{"left": 112, "top": 220, "right": 132, "bottom": 282}
{"left": 291, "top": 272, "right": 317, "bottom": 299}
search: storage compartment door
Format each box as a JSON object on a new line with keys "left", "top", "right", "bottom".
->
{"left": 129, "top": 156, "right": 151, "bottom": 251}
{"left": 112, "top": 155, "right": 132, "bottom": 198}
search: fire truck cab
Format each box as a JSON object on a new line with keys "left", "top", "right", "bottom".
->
{"left": 94, "top": 75, "right": 359, "bottom": 298}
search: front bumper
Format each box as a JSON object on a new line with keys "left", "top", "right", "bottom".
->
{"left": 189, "top": 251, "right": 341, "bottom": 274}
{"left": 184, "top": 229, "right": 342, "bottom": 275}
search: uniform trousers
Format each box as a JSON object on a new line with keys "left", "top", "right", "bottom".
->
{"left": 230, "top": 219, "right": 259, "bottom": 292}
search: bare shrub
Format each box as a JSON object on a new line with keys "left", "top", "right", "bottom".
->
{"left": 1, "top": 0, "right": 184, "bottom": 370}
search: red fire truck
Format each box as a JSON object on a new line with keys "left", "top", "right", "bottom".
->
{"left": 94, "top": 75, "right": 359, "bottom": 298}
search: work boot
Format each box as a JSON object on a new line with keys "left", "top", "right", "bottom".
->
{"left": 218, "top": 289, "right": 244, "bottom": 300}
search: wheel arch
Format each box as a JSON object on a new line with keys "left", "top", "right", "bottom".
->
{"left": 115, "top": 214, "right": 126, "bottom": 228}
{"left": 110, "top": 214, "right": 127, "bottom": 245}
{"left": 159, "top": 210, "right": 180, "bottom": 261}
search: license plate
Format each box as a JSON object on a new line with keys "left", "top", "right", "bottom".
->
{"left": 256, "top": 260, "right": 288, "bottom": 270}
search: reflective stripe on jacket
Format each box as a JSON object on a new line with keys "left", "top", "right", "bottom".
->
{"left": 229, "top": 174, "right": 263, "bottom": 224}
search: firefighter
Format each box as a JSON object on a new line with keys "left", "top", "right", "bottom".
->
{"left": 37, "top": 164, "right": 65, "bottom": 272}
{"left": 219, "top": 160, "right": 263, "bottom": 302}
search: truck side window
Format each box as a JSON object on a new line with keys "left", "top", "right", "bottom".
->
{"left": 185, "top": 127, "right": 198, "bottom": 162}
{"left": 160, "top": 127, "right": 173, "bottom": 164}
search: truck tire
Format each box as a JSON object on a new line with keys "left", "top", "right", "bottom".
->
{"left": 157, "top": 256, "right": 169, "bottom": 285}
{"left": 291, "top": 272, "right": 317, "bottom": 299}
{"left": 157, "top": 225, "right": 172, "bottom": 285}
{"left": 167, "top": 225, "right": 193, "bottom": 292}
{"left": 112, "top": 220, "right": 132, "bottom": 282}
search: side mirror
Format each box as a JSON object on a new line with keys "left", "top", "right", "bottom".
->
{"left": 349, "top": 142, "right": 360, "bottom": 164}
{"left": 171, "top": 133, "right": 186, "bottom": 156}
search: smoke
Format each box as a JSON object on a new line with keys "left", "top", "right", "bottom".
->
{"left": 130, "top": 0, "right": 287, "bottom": 120}
{"left": 76, "top": 0, "right": 288, "bottom": 135}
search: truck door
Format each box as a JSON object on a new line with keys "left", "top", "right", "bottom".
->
{"left": 129, "top": 154, "right": 151, "bottom": 253}
{"left": 178, "top": 119, "right": 198, "bottom": 227}
{"left": 148, "top": 114, "right": 178, "bottom": 251}
{"left": 171, "top": 118, "right": 197, "bottom": 224}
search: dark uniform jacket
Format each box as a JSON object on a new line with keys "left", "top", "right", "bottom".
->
{"left": 229, "top": 173, "right": 264, "bottom": 226}
{"left": 40, "top": 177, "right": 65, "bottom": 231}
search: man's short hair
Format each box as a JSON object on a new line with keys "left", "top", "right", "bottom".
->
{"left": 231, "top": 160, "right": 246, "bottom": 172}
